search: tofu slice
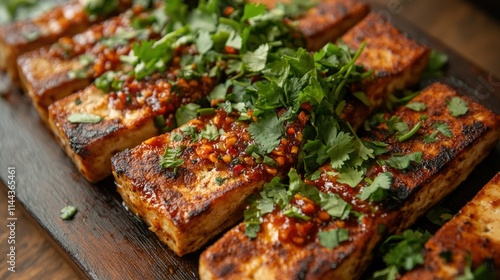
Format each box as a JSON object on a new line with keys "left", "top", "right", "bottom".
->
{"left": 48, "top": 61, "right": 218, "bottom": 182}
{"left": 0, "top": 0, "right": 131, "bottom": 83}
{"left": 340, "top": 13, "right": 430, "bottom": 130}
{"left": 255, "top": 0, "right": 370, "bottom": 50}
{"left": 401, "top": 173, "right": 500, "bottom": 280}
{"left": 18, "top": 9, "right": 155, "bottom": 123}
{"left": 112, "top": 109, "right": 309, "bottom": 256}
{"left": 110, "top": 15, "right": 430, "bottom": 256}
{"left": 198, "top": 83, "right": 500, "bottom": 279}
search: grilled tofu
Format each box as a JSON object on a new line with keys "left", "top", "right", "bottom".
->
{"left": 0, "top": 0, "right": 131, "bottom": 83}
{"left": 110, "top": 16, "right": 430, "bottom": 256}
{"left": 19, "top": 0, "right": 367, "bottom": 123}
{"left": 198, "top": 83, "right": 500, "bottom": 280}
{"left": 48, "top": 52, "right": 217, "bottom": 182}
{"left": 255, "top": 0, "right": 370, "bottom": 50}
{"left": 18, "top": 8, "right": 158, "bottom": 123}
{"left": 112, "top": 109, "right": 309, "bottom": 256}
{"left": 339, "top": 13, "right": 430, "bottom": 130}
{"left": 401, "top": 173, "right": 500, "bottom": 280}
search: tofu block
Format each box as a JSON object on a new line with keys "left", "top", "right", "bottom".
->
{"left": 110, "top": 16, "right": 431, "bottom": 256}
{"left": 112, "top": 109, "right": 309, "bottom": 256}
{"left": 48, "top": 62, "right": 217, "bottom": 182}
{"left": 401, "top": 173, "right": 500, "bottom": 280}
{"left": 257, "top": 0, "right": 370, "bottom": 50}
{"left": 18, "top": 8, "right": 155, "bottom": 122}
{"left": 0, "top": 0, "right": 131, "bottom": 83}
{"left": 340, "top": 13, "right": 430, "bottom": 129}
{"left": 199, "top": 83, "right": 500, "bottom": 280}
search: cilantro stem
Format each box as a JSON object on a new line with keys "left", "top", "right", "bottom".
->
{"left": 398, "top": 121, "right": 422, "bottom": 142}
{"left": 333, "top": 42, "right": 366, "bottom": 102}
{"left": 154, "top": 25, "right": 190, "bottom": 47}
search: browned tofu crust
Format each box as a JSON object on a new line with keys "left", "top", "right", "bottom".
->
{"left": 401, "top": 173, "right": 500, "bottom": 280}
{"left": 340, "top": 13, "right": 430, "bottom": 129}
{"left": 109, "top": 12, "right": 430, "bottom": 258}
{"left": 18, "top": 8, "right": 155, "bottom": 122}
{"left": 48, "top": 45, "right": 217, "bottom": 182}
{"left": 0, "top": 0, "right": 132, "bottom": 83}
{"left": 256, "top": 0, "right": 370, "bottom": 50}
{"left": 112, "top": 109, "right": 309, "bottom": 256}
{"left": 199, "top": 83, "right": 500, "bottom": 280}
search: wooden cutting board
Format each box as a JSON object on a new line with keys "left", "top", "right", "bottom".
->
{"left": 1, "top": 6, "right": 499, "bottom": 280}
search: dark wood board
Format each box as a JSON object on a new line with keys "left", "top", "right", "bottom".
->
{"left": 0, "top": 8, "right": 499, "bottom": 280}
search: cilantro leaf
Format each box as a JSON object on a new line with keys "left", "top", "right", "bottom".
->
{"left": 326, "top": 129, "right": 355, "bottom": 169}
{"left": 336, "top": 168, "right": 364, "bottom": 188}
{"left": 283, "top": 206, "right": 310, "bottom": 220}
{"left": 405, "top": 102, "right": 427, "bottom": 111}
{"left": 372, "top": 265, "right": 398, "bottom": 280}
{"left": 381, "top": 152, "right": 422, "bottom": 170}
{"left": 397, "top": 121, "right": 422, "bottom": 142}
{"left": 60, "top": 205, "right": 78, "bottom": 220}
{"left": 378, "top": 229, "right": 432, "bottom": 271}
{"left": 422, "top": 50, "right": 448, "bottom": 79}
{"left": 353, "top": 91, "right": 371, "bottom": 106}
{"left": 242, "top": 43, "right": 269, "bottom": 72}
{"left": 433, "top": 122, "right": 453, "bottom": 137}
{"left": 175, "top": 103, "right": 201, "bottom": 127}
{"left": 425, "top": 206, "right": 453, "bottom": 226}
{"left": 195, "top": 31, "right": 213, "bottom": 54}
{"left": 200, "top": 124, "right": 220, "bottom": 141}
{"left": 179, "top": 125, "right": 198, "bottom": 141}
{"left": 159, "top": 146, "right": 185, "bottom": 170}
{"left": 447, "top": 97, "right": 468, "bottom": 117}
{"left": 248, "top": 111, "right": 283, "bottom": 154}
{"left": 358, "top": 172, "right": 393, "bottom": 202}
{"left": 319, "top": 192, "right": 351, "bottom": 219}
{"left": 83, "top": 0, "right": 118, "bottom": 16}
{"left": 241, "top": 3, "right": 266, "bottom": 22}
{"left": 424, "top": 131, "right": 439, "bottom": 144}
{"left": 318, "top": 228, "right": 349, "bottom": 249}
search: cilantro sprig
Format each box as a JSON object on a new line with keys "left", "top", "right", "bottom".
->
{"left": 372, "top": 229, "right": 432, "bottom": 279}
{"left": 244, "top": 169, "right": 351, "bottom": 239}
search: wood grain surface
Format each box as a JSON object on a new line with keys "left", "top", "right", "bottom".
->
{"left": 0, "top": 0, "right": 499, "bottom": 279}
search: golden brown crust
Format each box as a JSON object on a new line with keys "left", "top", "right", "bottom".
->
{"left": 401, "top": 173, "right": 500, "bottom": 280}
{"left": 48, "top": 64, "right": 217, "bottom": 182}
{"left": 0, "top": 0, "right": 132, "bottom": 83}
{"left": 111, "top": 13, "right": 431, "bottom": 257}
{"left": 112, "top": 109, "right": 309, "bottom": 256}
{"left": 199, "top": 83, "right": 500, "bottom": 280}
{"left": 18, "top": 10, "right": 150, "bottom": 122}
{"left": 252, "top": 0, "right": 370, "bottom": 50}
{"left": 340, "top": 13, "right": 430, "bottom": 130}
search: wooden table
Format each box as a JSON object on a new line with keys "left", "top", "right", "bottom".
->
{"left": 1, "top": 0, "right": 499, "bottom": 279}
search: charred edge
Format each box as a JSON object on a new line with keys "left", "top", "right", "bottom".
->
{"left": 111, "top": 148, "right": 133, "bottom": 175}
{"left": 64, "top": 119, "right": 121, "bottom": 157}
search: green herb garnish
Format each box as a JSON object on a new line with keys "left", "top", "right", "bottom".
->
{"left": 422, "top": 49, "right": 448, "bottom": 79}
{"left": 380, "top": 152, "right": 422, "bottom": 170}
{"left": 60, "top": 205, "right": 78, "bottom": 220}
{"left": 244, "top": 169, "right": 351, "bottom": 238}
{"left": 67, "top": 113, "right": 102, "bottom": 124}
{"left": 358, "top": 172, "right": 393, "bottom": 202}
{"left": 425, "top": 206, "right": 453, "bottom": 226}
{"left": 405, "top": 102, "right": 427, "bottom": 111}
{"left": 397, "top": 121, "right": 422, "bottom": 142}
{"left": 159, "top": 146, "right": 184, "bottom": 171}
{"left": 83, "top": 0, "right": 118, "bottom": 17}
{"left": 318, "top": 228, "right": 349, "bottom": 249}
{"left": 372, "top": 229, "right": 432, "bottom": 279}
{"left": 447, "top": 97, "right": 468, "bottom": 117}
